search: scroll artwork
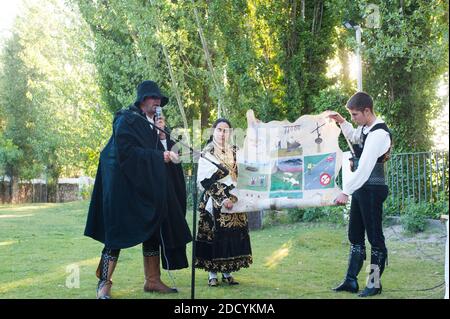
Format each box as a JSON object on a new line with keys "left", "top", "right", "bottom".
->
{"left": 223, "top": 110, "right": 343, "bottom": 213}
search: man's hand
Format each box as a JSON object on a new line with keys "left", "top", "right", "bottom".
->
{"left": 156, "top": 118, "right": 166, "bottom": 140}
{"left": 334, "top": 193, "right": 349, "bottom": 205}
{"left": 169, "top": 151, "right": 180, "bottom": 163}
{"left": 327, "top": 111, "right": 346, "bottom": 125}
{"left": 223, "top": 199, "right": 234, "bottom": 210}
{"left": 163, "top": 151, "right": 171, "bottom": 163}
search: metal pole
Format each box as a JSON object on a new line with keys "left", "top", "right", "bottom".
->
{"left": 355, "top": 26, "right": 363, "bottom": 92}
{"left": 429, "top": 152, "right": 433, "bottom": 201}
{"left": 190, "top": 162, "right": 198, "bottom": 299}
{"left": 423, "top": 153, "right": 427, "bottom": 202}
{"left": 406, "top": 154, "right": 410, "bottom": 200}
{"left": 417, "top": 154, "right": 421, "bottom": 202}
{"left": 400, "top": 156, "right": 404, "bottom": 207}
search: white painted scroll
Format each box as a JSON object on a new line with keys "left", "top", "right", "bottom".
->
{"left": 222, "top": 110, "right": 343, "bottom": 213}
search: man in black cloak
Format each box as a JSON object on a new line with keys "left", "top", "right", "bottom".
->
{"left": 84, "top": 80, "right": 192, "bottom": 299}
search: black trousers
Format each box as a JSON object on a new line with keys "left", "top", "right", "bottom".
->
{"left": 102, "top": 231, "right": 161, "bottom": 259}
{"left": 348, "top": 185, "right": 389, "bottom": 253}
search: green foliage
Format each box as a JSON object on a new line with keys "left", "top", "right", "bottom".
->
{"left": 262, "top": 210, "right": 289, "bottom": 228}
{"left": 1, "top": 0, "right": 448, "bottom": 192}
{"left": 385, "top": 193, "right": 449, "bottom": 220}
{"left": 0, "top": 31, "right": 42, "bottom": 180}
{"left": 0, "top": 133, "right": 22, "bottom": 176}
{"left": 400, "top": 199, "right": 429, "bottom": 233}
{"left": 300, "top": 206, "right": 347, "bottom": 225}
{"left": 0, "top": 0, "right": 111, "bottom": 185}
{"left": 287, "top": 208, "right": 305, "bottom": 223}
{"left": 301, "top": 207, "right": 325, "bottom": 222}
{"left": 399, "top": 194, "right": 449, "bottom": 233}
{"left": 75, "top": 0, "right": 345, "bottom": 133}
{"left": 264, "top": 205, "right": 347, "bottom": 227}
{"left": 383, "top": 198, "right": 401, "bottom": 216}
{"left": 80, "top": 183, "right": 94, "bottom": 201}
{"left": 345, "top": 0, "right": 448, "bottom": 152}
{"left": 0, "top": 201, "right": 445, "bottom": 298}
{"left": 312, "top": 86, "right": 351, "bottom": 151}
{"left": 426, "top": 192, "right": 450, "bottom": 219}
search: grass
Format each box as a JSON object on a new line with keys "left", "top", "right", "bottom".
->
{"left": 0, "top": 201, "right": 446, "bottom": 299}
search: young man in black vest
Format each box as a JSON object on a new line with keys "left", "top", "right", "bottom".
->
{"left": 329, "top": 92, "right": 392, "bottom": 297}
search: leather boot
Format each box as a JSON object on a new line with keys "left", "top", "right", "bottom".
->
{"left": 143, "top": 255, "right": 177, "bottom": 293}
{"left": 96, "top": 254, "right": 118, "bottom": 299}
{"left": 359, "top": 247, "right": 387, "bottom": 297}
{"left": 333, "top": 244, "right": 366, "bottom": 293}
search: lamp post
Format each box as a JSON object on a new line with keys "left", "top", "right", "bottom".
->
{"left": 344, "top": 21, "right": 363, "bottom": 92}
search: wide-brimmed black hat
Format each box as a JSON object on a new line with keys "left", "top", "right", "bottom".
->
{"left": 134, "top": 80, "right": 169, "bottom": 107}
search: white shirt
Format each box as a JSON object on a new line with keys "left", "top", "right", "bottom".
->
{"left": 145, "top": 115, "right": 154, "bottom": 125}
{"left": 146, "top": 114, "right": 167, "bottom": 150}
{"left": 340, "top": 118, "right": 391, "bottom": 195}
{"left": 160, "top": 139, "right": 168, "bottom": 151}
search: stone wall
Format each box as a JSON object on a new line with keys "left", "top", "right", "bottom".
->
{"left": 57, "top": 183, "right": 80, "bottom": 202}
{"left": 0, "top": 181, "right": 11, "bottom": 203}
{"left": 247, "top": 211, "right": 263, "bottom": 230}
{"left": 0, "top": 181, "right": 79, "bottom": 204}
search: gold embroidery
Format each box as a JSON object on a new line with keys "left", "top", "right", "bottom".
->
{"left": 197, "top": 214, "right": 214, "bottom": 241}
{"left": 194, "top": 255, "right": 253, "bottom": 273}
{"left": 218, "top": 213, "right": 248, "bottom": 228}
{"left": 209, "top": 143, "right": 238, "bottom": 182}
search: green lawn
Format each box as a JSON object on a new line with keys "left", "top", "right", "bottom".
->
{"left": 0, "top": 201, "right": 446, "bottom": 299}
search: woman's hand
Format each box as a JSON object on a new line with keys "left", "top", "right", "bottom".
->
{"left": 223, "top": 199, "right": 234, "bottom": 210}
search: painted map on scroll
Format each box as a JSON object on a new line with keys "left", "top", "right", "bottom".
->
{"left": 224, "top": 110, "right": 343, "bottom": 213}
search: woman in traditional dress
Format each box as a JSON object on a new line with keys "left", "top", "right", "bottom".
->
{"left": 194, "top": 118, "right": 253, "bottom": 287}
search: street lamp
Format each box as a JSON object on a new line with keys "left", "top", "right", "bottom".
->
{"left": 343, "top": 20, "right": 363, "bottom": 92}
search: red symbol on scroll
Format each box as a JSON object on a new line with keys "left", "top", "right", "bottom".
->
{"left": 320, "top": 173, "right": 331, "bottom": 186}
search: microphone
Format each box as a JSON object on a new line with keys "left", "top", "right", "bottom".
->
{"left": 155, "top": 106, "right": 163, "bottom": 121}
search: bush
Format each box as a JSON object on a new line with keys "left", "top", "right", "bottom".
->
{"left": 385, "top": 194, "right": 448, "bottom": 219}
{"left": 383, "top": 199, "right": 401, "bottom": 216}
{"left": 80, "top": 184, "right": 94, "bottom": 200}
{"left": 424, "top": 193, "right": 449, "bottom": 219}
{"left": 302, "top": 207, "right": 325, "bottom": 222}
{"left": 287, "top": 208, "right": 304, "bottom": 223}
{"left": 321, "top": 205, "right": 348, "bottom": 226}
{"left": 262, "top": 206, "right": 347, "bottom": 228}
{"left": 291, "top": 206, "right": 347, "bottom": 225}
{"left": 262, "top": 210, "right": 289, "bottom": 228}
{"left": 400, "top": 199, "right": 428, "bottom": 233}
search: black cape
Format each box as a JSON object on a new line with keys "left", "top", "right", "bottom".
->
{"left": 84, "top": 105, "right": 192, "bottom": 270}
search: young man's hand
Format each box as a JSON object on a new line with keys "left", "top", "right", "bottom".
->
{"left": 334, "top": 193, "right": 349, "bottom": 205}
{"left": 327, "top": 111, "right": 346, "bottom": 125}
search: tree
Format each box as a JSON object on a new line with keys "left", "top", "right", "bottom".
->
{"left": 344, "top": 0, "right": 448, "bottom": 151}
{"left": 0, "top": 0, "right": 112, "bottom": 201}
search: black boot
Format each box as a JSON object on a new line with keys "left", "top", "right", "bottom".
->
{"left": 359, "top": 247, "right": 387, "bottom": 297}
{"left": 96, "top": 250, "right": 119, "bottom": 299}
{"left": 333, "top": 244, "right": 366, "bottom": 293}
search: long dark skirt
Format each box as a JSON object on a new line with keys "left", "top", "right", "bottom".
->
{"left": 194, "top": 207, "right": 252, "bottom": 273}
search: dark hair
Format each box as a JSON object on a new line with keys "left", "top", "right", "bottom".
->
{"left": 346, "top": 92, "right": 373, "bottom": 113}
{"left": 206, "top": 118, "right": 232, "bottom": 144}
